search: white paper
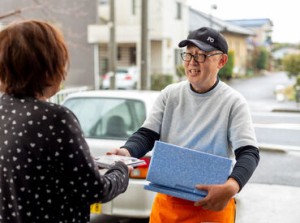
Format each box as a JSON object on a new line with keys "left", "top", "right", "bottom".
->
{"left": 94, "top": 155, "right": 146, "bottom": 169}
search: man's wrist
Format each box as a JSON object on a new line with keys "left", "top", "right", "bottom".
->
{"left": 120, "top": 148, "right": 131, "bottom": 156}
{"left": 226, "top": 177, "right": 240, "bottom": 196}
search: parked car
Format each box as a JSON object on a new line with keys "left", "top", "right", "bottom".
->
{"left": 61, "top": 90, "right": 160, "bottom": 220}
{"left": 102, "top": 67, "right": 139, "bottom": 90}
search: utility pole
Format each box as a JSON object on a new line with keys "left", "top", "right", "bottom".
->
{"left": 109, "top": 0, "right": 116, "bottom": 89}
{"left": 209, "top": 4, "right": 217, "bottom": 28}
{"left": 140, "top": 0, "right": 149, "bottom": 90}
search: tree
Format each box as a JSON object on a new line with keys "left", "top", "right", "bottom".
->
{"left": 282, "top": 54, "right": 300, "bottom": 78}
{"left": 252, "top": 46, "right": 269, "bottom": 72}
{"left": 175, "top": 64, "right": 185, "bottom": 80}
{"left": 282, "top": 54, "right": 300, "bottom": 102}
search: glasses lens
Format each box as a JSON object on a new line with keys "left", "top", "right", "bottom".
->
{"left": 181, "top": 53, "right": 190, "bottom": 61}
{"left": 181, "top": 53, "right": 206, "bottom": 62}
{"left": 195, "top": 54, "right": 205, "bottom": 62}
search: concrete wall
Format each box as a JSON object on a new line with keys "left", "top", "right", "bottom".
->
{"left": 0, "top": 0, "right": 97, "bottom": 88}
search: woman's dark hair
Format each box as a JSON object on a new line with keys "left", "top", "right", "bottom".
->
{"left": 0, "top": 19, "right": 69, "bottom": 97}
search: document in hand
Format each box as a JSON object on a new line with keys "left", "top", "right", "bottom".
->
{"left": 94, "top": 155, "right": 146, "bottom": 169}
{"left": 144, "top": 141, "right": 233, "bottom": 201}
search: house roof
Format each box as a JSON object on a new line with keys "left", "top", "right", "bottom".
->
{"left": 189, "top": 7, "right": 255, "bottom": 36}
{"left": 272, "top": 47, "right": 300, "bottom": 60}
{"left": 226, "top": 18, "right": 273, "bottom": 28}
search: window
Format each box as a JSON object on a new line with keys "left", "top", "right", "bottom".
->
{"left": 63, "top": 97, "right": 146, "bottom": 140}
{"left": 117, "top": 46, "right": 121, "bottom": 60}
{"left": 129, "top": 47, "right": 136, "bottom": 64}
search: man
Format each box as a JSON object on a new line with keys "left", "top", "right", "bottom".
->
{"left": 109, "top": 27, "right": 260, "bottom": 222}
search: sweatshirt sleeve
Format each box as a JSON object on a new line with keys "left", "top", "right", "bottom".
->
{"left": 52, "top": 106, "right": 129, "bottom": 205}
{"left": 99, "top": 161, "right": 129, "bottom": 203}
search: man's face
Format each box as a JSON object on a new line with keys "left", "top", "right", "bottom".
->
{"left": 183, "top": 45, "right": 226, "bottom": 93}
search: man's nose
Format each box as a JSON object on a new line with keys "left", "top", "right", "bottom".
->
{"left": 190, "top": 56, "right": 199, "bottom": 64}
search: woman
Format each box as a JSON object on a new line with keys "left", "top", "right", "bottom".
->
{"left": 0, "top": 20, "right": 129, "bottom": 223}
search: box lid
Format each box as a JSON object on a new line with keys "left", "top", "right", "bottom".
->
{"left": 145, "top": 141, "right": 232, "bottom": 200}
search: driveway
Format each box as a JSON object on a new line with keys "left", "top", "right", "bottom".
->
{"left": 236, "top": 183, "right": 300, "bottom": 223}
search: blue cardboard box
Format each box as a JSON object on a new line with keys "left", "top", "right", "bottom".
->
{"left": 144, "top": 141, "right": 233, "bottom": 201}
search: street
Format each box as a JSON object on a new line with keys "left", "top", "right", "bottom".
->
{"left": 92, "top": 72, "right": 300, "bottom": 223}
{"left": 228, "top": 71, "right": 298, "bottom": 112}
{"left": 228, "top": 71, "right": 300, "bottom": 223}
{"left": 229, "top": 71, "right": 300, "bottom": 150}
{"left": 250, "top": 149, "right": 300, "bottom": 187}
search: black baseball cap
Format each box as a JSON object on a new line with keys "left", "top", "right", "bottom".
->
{"left": 178, "top": 27, "right": 228, "bottom": 54}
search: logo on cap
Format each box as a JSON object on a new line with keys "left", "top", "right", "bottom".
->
{"left": 207, "top": 36, "right": 214, "bottom": 43}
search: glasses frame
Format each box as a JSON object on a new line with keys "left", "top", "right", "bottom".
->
{"left": 180, "top": 52, "right": 224, "bottom": 63}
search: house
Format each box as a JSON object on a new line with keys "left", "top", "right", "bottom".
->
{"left": 226, "top": 18, "right": 273, "bottom": 49}
{"left": 273, "top": 47, "right": 300, "bottom": 60}
{"left": 189, "top": 8, "right": 255, "bottom": 76}
{"left": 88, "top": 0, "right": 260, "bottom": 84}
{"left": 88, "top": 0, "right": 189, "bottom": 85}
{"left": 1, "top": 0, "right": 270, "bottom": 90}
{"left": 271, "top": 46, "right": 300, "bottom": 70}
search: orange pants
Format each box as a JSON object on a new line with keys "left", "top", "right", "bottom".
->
{"left": 149, "top": 193, "right": 236, "bottom": 223}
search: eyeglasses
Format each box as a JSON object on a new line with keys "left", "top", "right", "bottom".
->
{"left": 180, "top": 52, "right": 223, "bottom": 63}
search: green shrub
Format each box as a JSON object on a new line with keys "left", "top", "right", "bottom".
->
{"left": 256, "top": 47, "right": 269, "bottom": 70}
{"left": 295, "top": 75, "right": 300, "bottom": 102}
{"left": 282, "top": 54, "right": 300, "bottom": 78}
{"left": 282, "top": 55, "right": 300, "bottom": 102}
{"left": 218, "top": 50, "right": 234, "bottom": 80}
{"left": 252, "top": 46, "right": 270, "bottom": 72}
{"left": 151, "top": 74, "right": 173, "bottom": 90}
{"left": 295, "top": 74, "right": 300, "bottom": 86}
{"left": 176, "top": 64, "right": 185, "bottom": 79}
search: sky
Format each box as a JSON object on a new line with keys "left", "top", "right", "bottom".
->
{"left": 187, "top": 0, "right": 300, "bottom": 44}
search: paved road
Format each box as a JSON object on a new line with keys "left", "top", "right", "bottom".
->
{"left": 229, "top": 71, "right": 300, "bottom": 151}
{"left": 252, "top": 112, "right": 300, "bottom": 150}
{"left": 228, "top": 71, "right": 299, "bottom": 113}
{"left": 228, "top": 72, "right": 300, "bottom": 223}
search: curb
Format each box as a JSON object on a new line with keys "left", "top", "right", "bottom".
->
{"left": 258, "top": 143, "right": 300, "bottom": 152}
{"left": 272, "top": 108, "right": 300, "bottom": 113}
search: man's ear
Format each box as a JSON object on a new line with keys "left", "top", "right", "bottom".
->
{"left": 218, "top": 54, "right": 228, "bottom": 69}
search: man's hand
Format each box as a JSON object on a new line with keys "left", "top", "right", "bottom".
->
{"left": 107, "top": 148, "right": 133, "bottom": 174}
{"left": 194, "top": 178, "right": 240, "bottom": 211}
{"left": 107, "top": 148, "right": 131, "bottom": 157}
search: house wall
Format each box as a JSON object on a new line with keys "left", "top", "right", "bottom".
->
{"left": 151, "top": 0, "right": 189, "bottom": 75}
{"left": 90, "top": 0, "right": 189, "bottom": 81}
{"left": 249, "top": 23, "right": 273, "bottom": 49}
{"left": 0, "top": 0, "right": 98, "bottom": 88}
{"left": 224, "top": 33, "right": 249, "bottom": 76}
{"left": 151, "top": 41, "right": 163, "bottom": 74}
